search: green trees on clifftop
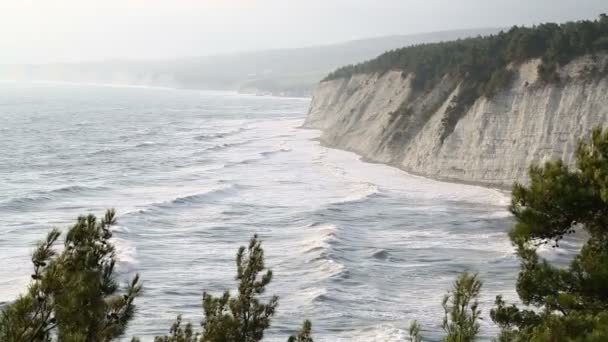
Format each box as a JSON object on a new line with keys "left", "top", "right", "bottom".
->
{"left": 3, "top": 128, "right": 608, "bottom": 341}
{"left": 327, "top": 15, "right": 608, "bottom": 150}
{"left": 325, "top": 13, "right": 608, "bottom": 135}
{"left": 325, "top": 15, "right": 608, "bottom": 90}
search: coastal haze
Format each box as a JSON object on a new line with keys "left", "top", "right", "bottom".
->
{"left": 0, "top": 0, "right": 605, "bottom": 95}
{"left": 0, "top": 29, "right": 502, "bottom": 97}
{"left": 1, "top": 0, "right": 605, "bottom": 64}
{"left": 1, "top": 1, "right": 607, "bottom": 341}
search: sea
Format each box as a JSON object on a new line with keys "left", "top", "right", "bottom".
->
{"left": 0, "top": 81, "right": 525, "bottom": 341}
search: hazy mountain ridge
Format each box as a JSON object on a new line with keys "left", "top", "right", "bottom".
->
{"left": 0, "top": 28, "right": 500, "bottom": 97}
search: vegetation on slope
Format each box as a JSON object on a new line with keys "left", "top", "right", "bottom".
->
{"left": 0, "top": 220, "right": 310, "bottom": 342}
{"left": 410, "top": 127, "right": 608, "bottom": 341}
{"left": 326, "top": 15, "right": 608, "bottom": 89}
{"left": 3, "top": 127, "right": 608, "bottom": 341}
{"left": 488, "top": 127, "right": 608, "bottom": 341}
{"left": 326, "top": 15, "right": 608, "bottom": 143}
{"left": 0, "top": 210, "right": 142, "bottom": 342}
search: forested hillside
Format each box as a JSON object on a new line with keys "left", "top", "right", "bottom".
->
{"left": 326, "top": 15, "right": 608, "bottom": 96}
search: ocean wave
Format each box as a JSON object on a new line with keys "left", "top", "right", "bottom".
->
{"left": 231, "top": 158, "right": 262, "bottom": 166}
{"left": 194, "top": 128, "right": 248, "bottom": 141}
{"left": 205, "top": 140, "right": 252, "bottom": 152}
{"left": 111, "top": 235, "right": 138, "bottom": 271}
{"left": 312, "top": 147, "right": 328, "bottom": 162}
{"left": 171, "top": 186, "right": 237, "bottom": 205}
{"left": 314, "top": 154, "right": 382, "bottom": 205}
{"left": 297, "top": 287, "right": 329, "bottom": 303}
{"left": 312, "top": 257, "right": 346, "bottom": 279}
{"left": 154, "top": 184, "right": 241, "bottom": 209}
{"left": 260, "top": 148, "right": 292, "bottom": 157}
{"left": 87, "top": 146, "right": 125, "bottom": 156}
{"left": 0, "top": 194, "right": 51, "bottom": 208}
{"left": 135, "top": 141, "right": 161, "bottom": 148}
{"left": 0, "top": 185, "right": 107, "bottom": 210}
{"left": 118, "top": 184, "right": 242, "bottom": 218}
{"left": 209, "top": 148, "right": 292, "bottom": 169}
{"left": 331, "top": 183, "right": 380, "bottom": 205}
{"left": 43, "top": 185, "right": 108, "bottom": 196}
{"left": 338, "top": 325, "right": 407, "bottom": 342}
{"left": 299, "top": 222, "right": 337, "bottom": 254}
{"left": 297, "top": 223, "right": 348, "bottom": 280}
{"left": 370, "top": 249, "right": 390, "bottom": 260}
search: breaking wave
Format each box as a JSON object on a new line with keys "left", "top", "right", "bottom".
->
{"left": 0, "top": 185, "right": 108, "bottom": 210}
{"left": 194, "top": 128, "right": 248, "bottom": 141}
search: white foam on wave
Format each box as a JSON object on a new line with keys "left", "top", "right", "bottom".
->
{"left": 297, "top": 286, "right": 329, "bottom": 303}
{"left": 332, "top": 182, "right": 380, "bottom": 205}
{"left": 194, "top": 127, "right": 249, "bottom": 141}
{"left": 110, "top": 234, "right": 138, "bottom": 271}
{"left": 312, "top": 150, "right": 383, "bottom": 205}
{"left": 536, "top": 238, "right": 583, "bottom": 264}
{"left": 135, "top": 141, "right": 159, "bottom": 148}
{"left": 335, "top": 325, "right": 407, "bottom": 342}
{"left": 297, "top": 223, "right": 347, "bottom": 280}
{"left": 312, "top": 147, "right": 328, "bottom": 163}
{"left": 298, "top": 223, "right": 337, "bottom": 255}
{"left": 166, "top": 184, "right": 237, "bottom": 206}
{"left": 118, "top": 183, "right": 239, "bottom": 218}
{"left": 260, "top": 148, "right": 292, "bottom": 157}
{"left": 309, "top": 138, "right": 511, "bottom": 208}
{"left": 314, "top": 257, "right": 346, "bottom": 278}
{"left": 205, "top": 140, "right": 252, "bottom": 152}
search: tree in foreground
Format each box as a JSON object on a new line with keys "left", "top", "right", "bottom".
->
{"left": 442, "top": 273, "right": 482, "bottom": 342}
{"left": 0, "top": 214, "right": 312, "bottom": 342}
{"left": 11, "top": 129, "right": 608, "bottom": 342}
{"left": 408, "top": 273, "right": 483, "bottom": 342}
{"left": 287, "top": 320, "right": 313, "bottom": 342}
{"left": 0, "top": 209, "right": 142, "bottom": 342}
{"left": 155, "top": 235, "right": 313, "bottom": 342}
{"left": 490, "top": 127, "right": 608, "bottom": 341}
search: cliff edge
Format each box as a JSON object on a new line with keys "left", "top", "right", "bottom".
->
{"left": 304, "top": 55, "right": 608, "bottom": 187}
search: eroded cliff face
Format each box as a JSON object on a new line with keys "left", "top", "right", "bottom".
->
{"left": 304, "top": 56, "right": 608, "bottom": 187}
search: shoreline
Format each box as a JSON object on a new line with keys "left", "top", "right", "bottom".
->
{"left": 300, "top": 126, "right": 514, "bottom": 194}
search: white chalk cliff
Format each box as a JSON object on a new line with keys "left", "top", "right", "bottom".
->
{"left": 304, "top": 55, "right": 608, "bottom": 187}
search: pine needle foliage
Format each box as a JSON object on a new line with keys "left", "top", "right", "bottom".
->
{"left": 408, "top": 321, "right": 423, "bottom": 342}
{"left": 442, "top": 273, "right": 482, "bottom": 342}
{"left": 287, "top": 320, "right": 313, "bottom": 342}
{"left": 407, "top": 273, "right": 482, "bottom": 342}
{"left": 201, "top": 234, "right": 277, "bottom": 341}
{"left": 155, "top": 235, "right": 311, "bottom": 342}
{"left": 490, "top": 126, "right": 608, "bottom": 341}
{"left": 0, "top": 209, "right": 142, "bottom": 342}
{"left": 153, "top": 315, "right": 199, "bottom": 342}
{"left": 325, "top": 15, "right": 608, "bottom": 88}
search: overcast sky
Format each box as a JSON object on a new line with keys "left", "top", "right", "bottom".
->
{"left": 0, "top": 0, "right": 605, "bottom": 64}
